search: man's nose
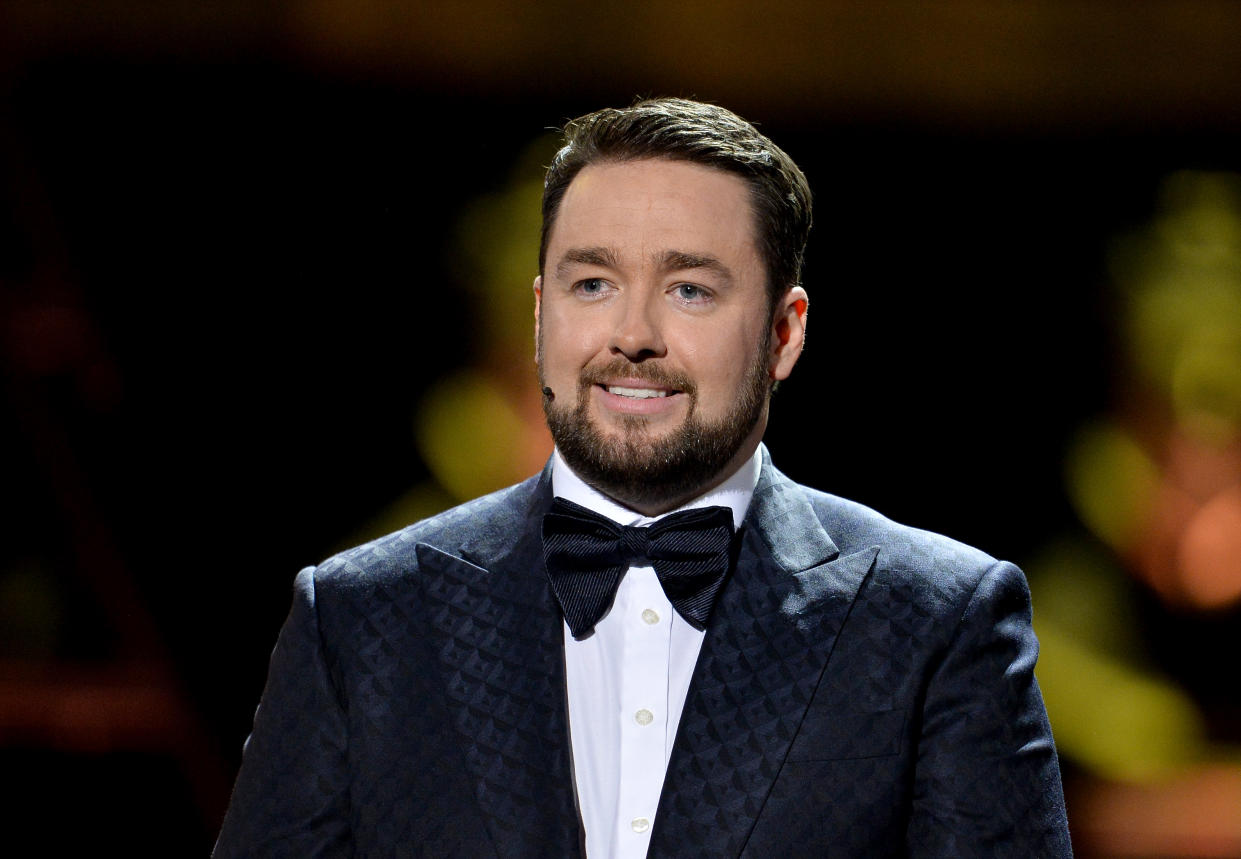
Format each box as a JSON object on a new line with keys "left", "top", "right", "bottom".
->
{"left": 609, "top": 289, "right": 667, "bottom": 361}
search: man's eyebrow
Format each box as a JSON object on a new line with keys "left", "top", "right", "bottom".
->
{"left": 554, "top": 246, "right": 734, "bottom": 282}
{"left": 555, "top": 246, "right": 619, "bottom": 279}
{"left": 658, "top": 250, "right": 732, "bottom": 282}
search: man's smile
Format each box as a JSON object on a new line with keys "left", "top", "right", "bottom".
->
{"left": 593, "top": 379, "right": 687, "bottom": 416}
{"left": 600, "top": 384, "right": 676, "bottom": 399}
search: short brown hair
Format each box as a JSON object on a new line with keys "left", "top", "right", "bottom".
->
{"left": 540, "top": 98, "right": 813, "bottom": 306}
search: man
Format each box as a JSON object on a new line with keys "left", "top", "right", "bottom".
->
{"left": 215, "top": 98, "right": 1071, "bottom": 857}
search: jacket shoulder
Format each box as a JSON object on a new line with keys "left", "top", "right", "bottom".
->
{"left": 310, "top": 471, "right": 544, "bottom": 593}
{"left": 796, "top": 481, "right": 1009, "bottom": 599}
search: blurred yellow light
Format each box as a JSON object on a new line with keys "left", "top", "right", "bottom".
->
{"left": 1114, "top": 171, "right": 1241, "bottom": 401}
{"left": 1156, "top": 171, "right": 1241, "bottom": 267}
{"left": 1065, "top": 422, "right": 1159, "bottom": 551}
{"left": 1028, "top": 542, "right": 1209, "bottom": 781}
{"left": 1171, "top": 333, "right": 1241, "bottom": 444}
{"left": 416, "top": 369, "right": 533, "bottom": 502}
{"left": 1035, "top": 615, "right": 1208, "bottom": 781}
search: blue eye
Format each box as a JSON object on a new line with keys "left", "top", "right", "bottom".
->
{"left": 676, "top": 284, "right": 705, "bottom": 301}
{"left": 576, "top": 278, "right": 606, "bottom": 295}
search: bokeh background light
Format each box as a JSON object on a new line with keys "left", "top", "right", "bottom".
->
{"left": 2, "top": 2, "right": 1240, "bottom": 855}
{"left": 1028, "top": 170, "right": 1241, "bottom": 855}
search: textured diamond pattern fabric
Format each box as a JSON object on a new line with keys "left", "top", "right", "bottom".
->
{"left": 215, "top": 449, "right": 1071, "bottom": 858}
{"left": 215, "top": 473, "right": 583, "bottom": 859}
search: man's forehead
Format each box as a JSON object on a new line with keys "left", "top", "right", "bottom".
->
{"left": 548, "top": 158, "right": 761, "bottom": 263}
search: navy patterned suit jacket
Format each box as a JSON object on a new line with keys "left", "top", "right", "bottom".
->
{"left": 215, "top": 449, "right": 1071, "bottom": 857}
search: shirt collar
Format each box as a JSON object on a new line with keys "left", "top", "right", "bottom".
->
{"left": 551, "top": 445, "right": 761, "bottom": 530}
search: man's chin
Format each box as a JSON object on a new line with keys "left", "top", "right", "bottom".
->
{"left": 585, "top": 417, "right": 678, "bottom": 448}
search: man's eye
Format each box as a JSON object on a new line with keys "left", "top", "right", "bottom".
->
{"left": 675, "top": 284, "right": 707, "bottom": 301}
{"left": 575, "top": 278, "right": 607, "bottom": 295}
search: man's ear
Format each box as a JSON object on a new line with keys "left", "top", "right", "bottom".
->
{"left": 533, "top": 275, "right": 543, "bottom": 360}
{"left": 770, "top": 286, "right": 808, "bottom": 381}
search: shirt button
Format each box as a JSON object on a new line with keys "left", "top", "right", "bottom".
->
{"left": 631, "top": 817, "right": 651, "bottom": 834}
{"left": 634, "top": 708, "right": 654, "bottom": 726}
{"left": 641, "top": 608, "right": 660, "bottom": 625}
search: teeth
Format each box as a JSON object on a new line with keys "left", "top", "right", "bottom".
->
{"left": 606, "top": 385, "right": 669, "bottom": 399}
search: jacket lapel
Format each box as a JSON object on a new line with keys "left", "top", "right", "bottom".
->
{"left": 412, "top": 468, "right": 584, "bottom": 859}
{"left": 649, "top": 453, "right": 878, "bottom": 858}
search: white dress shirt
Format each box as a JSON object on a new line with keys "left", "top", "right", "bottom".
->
{"left": 553, "top": 447, "right": 761, "bottom": 859}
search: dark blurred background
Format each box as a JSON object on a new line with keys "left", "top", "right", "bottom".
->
{"left": 3, "top": 2, "right": 1241, "bottom": 855}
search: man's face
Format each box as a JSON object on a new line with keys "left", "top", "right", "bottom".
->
{"left": 535, "top": 158, "right": 806, "bottom": 514}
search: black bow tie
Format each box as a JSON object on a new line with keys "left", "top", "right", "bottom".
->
{"left": 542, "top": 497, "right": 737, "bottom": 640}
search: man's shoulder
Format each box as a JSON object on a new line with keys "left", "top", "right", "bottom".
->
{"left": 787, "top": 476, "right": 1007, "bottom": 597}
{"left": 310, "top": 471, "right": 544, "bottom": 590}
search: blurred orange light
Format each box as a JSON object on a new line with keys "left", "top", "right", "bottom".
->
{"left": 1176, "top": 486, "right": 1241, "bottom": 609}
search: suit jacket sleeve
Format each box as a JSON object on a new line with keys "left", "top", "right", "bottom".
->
{"left": 214, "top": 567, "right": 353, "bottom": 858}
{"left": 906, "top": 560, "right": 1071, "bottom": 857}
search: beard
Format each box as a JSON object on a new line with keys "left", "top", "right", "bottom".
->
{"left": 540, "top": 340, "right": 772, "bottom": 510}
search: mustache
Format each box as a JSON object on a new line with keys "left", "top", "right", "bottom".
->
{"left": 578, "top": 359, "right": 697, "bottom": 395}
